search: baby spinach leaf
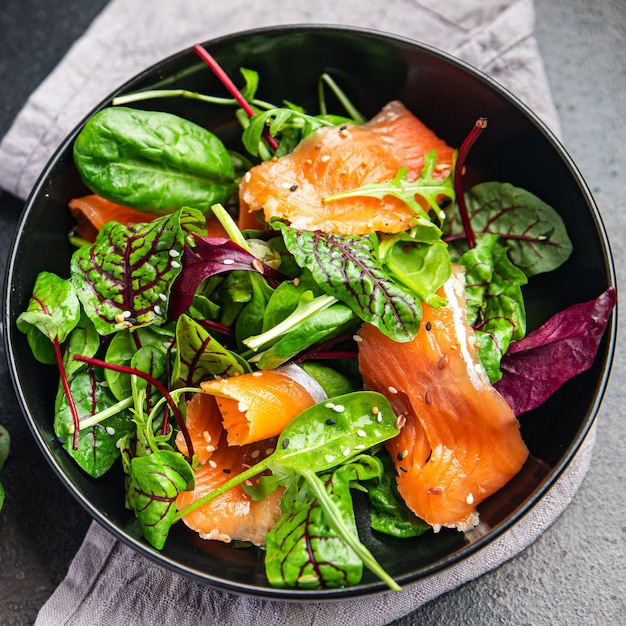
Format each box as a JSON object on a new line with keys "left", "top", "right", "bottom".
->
{"left": 446, "top": 182, "right": 573, "bottom": 277}
{"left": 265, "top": 456, "right": 383, "bottom": 589}
{"left": 70, "top": 208, "right": 201, "bottom": 335}
{"left": 234, "top": 273, "right": 274, "bottom": 348}
{"left": 61, "top": 313, "right": 101, "bottom": 380}
{"left": 365, "top": 451, "right": 431, "bottom": 539}
{"left": 299, "top": 362, "right": 359, "bottom": 398}
{"left": 16, "top": 272, "right": 81, "bottom": 350}
{"left": 173, "top": 314, "right": 249, "bottom": 386}
{"left": 104, "top": 326, "right": 173, "bottom": 401}
{"left": 276, "top": 224, "right": 421, "bottom": 342}
{"left": 127, "top": 449, "right": 194, "bottom": 550}
{"left": 73, "top": 107, "right": 237, "bottom": 212}
{"left": 54, "top": 370, "right": 135, "bottom": 477}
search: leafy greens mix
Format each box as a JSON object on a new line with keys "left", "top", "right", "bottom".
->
{"left": 16, "top": 54, "right": 615, "bottom": 592}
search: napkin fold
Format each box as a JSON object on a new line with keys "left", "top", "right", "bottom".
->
{"left": 0, "top": 1, "right": 583, "bottom": 624}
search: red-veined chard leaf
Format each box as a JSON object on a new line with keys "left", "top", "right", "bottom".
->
{"left": 495, "top": 287, "right": 616, "bottom": 415}
{"left": 73, "top": 107, "right": 237, "bottom": 213}
{"left": 265, "top": 455, "right": 383, "bottom": 589}
{"left": 127, "top": 449, "right": 194, "bottom": 550}
{"left": 173, "top": 313, "right": 250, "bottom": 386}
{"left": 167, "top": 234, "right": 283, "bottom": 321}
{"left": 445, "top": 182, "right": 573, "bottom": 276}
{"left": 70, "top": 208, "right": 204, "bottom": 335}
{"left": 275, "top": 224, "right": 422, "bottom": 342}
{"left": 16, "top": 272, "right": 81, "bottom": 354}
{"left": 54, "top": 369, "right": 135, "bottom": 477}
{"left": 458, "top": 233, "right": 527, "bottom": 383}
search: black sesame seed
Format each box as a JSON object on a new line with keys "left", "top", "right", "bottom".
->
{"left": 289, "top": 184, "right": 298, "bottom": 192}
{"left": 399, "top": 466, "right": 408, "bottom": 473}
{"left": 325, "top": 418, "right": 337, "bottom": 426}
{"left": 55, "top": 436, "right": 66, "bottom": 445}
{"left": 223, "top": 468, "right": 231, "bottom": 474}
{"left": 339, "top": 124, "right": 348, "bottom": 130}
{"left": 282, "top": 438, "right": 290, "bottom": 449}
{"left": 425, "top": 321, "right": 432, "bottom": 331}
{"left": 397, "top": 451, "right": 404, "bottom": 461}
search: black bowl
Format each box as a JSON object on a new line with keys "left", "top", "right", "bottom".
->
{"left": 2, "top": 25, "right": 617, "bottom": 599}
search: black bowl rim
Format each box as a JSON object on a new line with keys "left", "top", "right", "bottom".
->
{"left": 2, "top": 23, "right": 618, "bottom": 600}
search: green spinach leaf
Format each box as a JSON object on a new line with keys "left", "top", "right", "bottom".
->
{"left": 73, "top": 107, "right": 237, "bottom": 212}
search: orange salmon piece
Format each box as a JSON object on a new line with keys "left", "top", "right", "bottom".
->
{"left": 200, "top": 368, "right": 318, "bottom": 446}
{"left": 357, "top": 268, "right": 528, "bottom": 531}
{"left": 238, "top": 101, "right": 455, "bottom": 235}
{"left": 176, "top": 393, "right": 282, "bottom": 545}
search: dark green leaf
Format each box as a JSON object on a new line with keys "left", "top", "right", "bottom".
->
{"left": 70, "top": 208, "right": 201, "bottom": 334}
{"left": 0, "top": 425, "right": 10, "bottom": 472}
{"left": 127, "top": 450, "right": 194, "bottom": 549}
{"left": 276, "top": 225, "right": 422, "bottom": 342}
{"left": 73, "top": 107, "right": 237, "bottom": 212}
{"left": 446, "top": 182, "right": 573, "bottom": 276}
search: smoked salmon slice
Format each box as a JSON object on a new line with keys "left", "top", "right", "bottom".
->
{"left": 175, "top": 391, "right": 283, "bottom": 545}
{"left": 199, "top": 364, "right": 324, "bottom": 446}
{"left": 238, "top": 101, "right": 456, "bottom": 235}
{"left": 357, "top": 267, "right": 529, "bottom": 531}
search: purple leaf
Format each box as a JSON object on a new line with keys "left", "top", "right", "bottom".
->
{"left": 495, "top": 287, "right": 616, "bottom": 415}
{"left": 168, "top": 234, "right": 283, "bottom": 320}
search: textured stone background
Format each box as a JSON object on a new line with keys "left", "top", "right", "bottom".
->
{"left": 0, "top": 1, "right": 624, "bottom": 624}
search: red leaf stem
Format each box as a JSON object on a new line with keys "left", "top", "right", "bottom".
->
{"left": 74, "top": 354, "right": 195, "bottom": 460}
{"left": 454, "top": 117, "right": 487, "bottom": 249}
{"left": 193, "top": 43, "right": 279, "bottom": 151}
{"left": 53, "top": 338, "right": 81, "bottom": 450}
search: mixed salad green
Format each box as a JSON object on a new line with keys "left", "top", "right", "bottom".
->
{"left": 16, "top": 49, "right": 615, "bottom": 591}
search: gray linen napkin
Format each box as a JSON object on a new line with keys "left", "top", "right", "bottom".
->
{"left": 0, "top": 0, "right": 584, "bottom": 624}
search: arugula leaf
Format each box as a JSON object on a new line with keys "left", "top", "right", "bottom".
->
{"left": 323, "top": 151, "right": 455, "bottom": 219}
{"left": 73, "top": 107, "right": 237, "bottom": 213}
{"left": 127, "top": 449, "right": 194, "bottom": 550}
{"left": 446, "top": 182, "right": 573, "bottom": 276}
{"left": 71, "top": 208, "right": 204, "bottom": 335}
{"left": 265, "top": 456, "right": 383, "bottom": 589}
{"left": 276, "top": 224, "right": 422, "bottom": 342}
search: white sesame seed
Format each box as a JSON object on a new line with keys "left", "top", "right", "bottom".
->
{"left": 244, "top": 171, "right": 252, "bottom": 183}
{"left": 171, "top": 260, "right": 181, "bottom": 269}
{"left": 105, "top": 426, "right": 116, "bottom": 436}
{"left": 342, "top": 448, "right": 351, "bottom": 456}
{"left": 252, "top": 371, "right": 263, "bottom": 377}
{"left": 169, "top": 249, "right": 180, "bottom": 257}
{"left": 281, "top": 181, "right": 294, "bottom": 189}
{"left": 223, "top": 259, "right": 235, "bottom": 265}
{"left": 356, "top": 429, "right": 367, "bottom": 438}
{"left": 205, "top": 445, "right": 216, "bottom": 453}
{"left": 325, "top": 402, "right": 336, "bottom": 409}
{"left": 265, "top": 447, "right": 274, "bottom": 456}
{"left": 354, "top": 444, "right": 366, "bottom": 450}
{"left": 320, "top": 154, "right": 331, "bottom": 162}
{"left": 154, "top": 305, "right": 162, "bottom": 315}
{"left": 466, "top": 493, "right": 474, "bottom": 505}
{"left": 208, "top": 459, "right": 218, "bottom": 468}
{"left": 388, "top": 386, "right": 398, "bottom": 394}
{"left": 159, "top": 293, "right": 167, "bottom": 302}
{"left": 332, "top": 404, "right": 345, "bottom": 413}
{"left": 202, "top": 430, "right": 211, "bottom": 442}
{"left": 377, "top": 413, "right": 383, "bottom": 423}
{"left": 352, "top": 334, "right": 363, "bottom": 342}
{"left": 250, "top": 449, "right": 260, "bottom": 459}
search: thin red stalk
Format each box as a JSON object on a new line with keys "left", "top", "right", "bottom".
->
{"left": 74, "top": 354, "right": 194, "bottom": 460}
{"left": 454, "top": 117, "right": 487, "bottom": 250}
{"left": 193, "top": 43, "right": 279, "bottom": 151}
{"left": 53, "top": 338, "right": 81, "bottom": 450}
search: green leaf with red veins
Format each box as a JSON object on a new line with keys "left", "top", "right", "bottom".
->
{"left": 70, "top": 208, "right": 202, "bottom": 335}
{"left": 16, "top": 271, "right": 81, "bottom": 345}
{"left": 127, "top": 449, "right": 194, "bottom": 550}
{"left": 173, "top": 314, "right": 250, "bottom": 386}
{"left": 276, "top": 224, "right": 421, "bottom": 342}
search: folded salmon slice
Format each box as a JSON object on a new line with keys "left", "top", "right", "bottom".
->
{"left": 357, "top": 268, "right": 529, "bottom": 531}
{"left": 176, "top": 392, "right": 282, "bottom": 545}
{"left": 238, "top": 101, "right": 455, "bottom": 235}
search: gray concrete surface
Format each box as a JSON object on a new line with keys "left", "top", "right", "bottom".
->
{"left": 0, "top": 1, "right": 624, "bottom": 624}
